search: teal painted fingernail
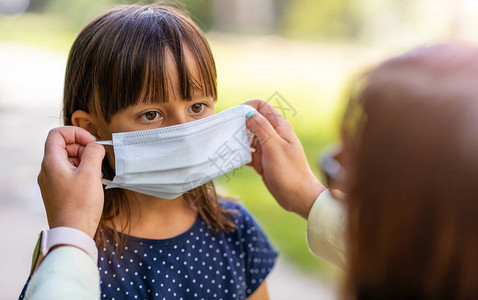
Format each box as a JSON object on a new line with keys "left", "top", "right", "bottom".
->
{"left": 101, "top": 172, "right": 103, "bottom": 177}
{"left": 246, "top": 110, "right": 256, "bottom": 118}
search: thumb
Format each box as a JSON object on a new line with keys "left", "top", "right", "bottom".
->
{"left": 246, "top": 111, "right": 279, "bottom": 146}
{"left": 77, "top": 142, "right": 106, "bottom": 175}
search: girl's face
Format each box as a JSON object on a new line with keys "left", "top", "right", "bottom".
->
{"left": 72, "top": 47, "right": 216, "bottom": 171}
{"left": 95, "top": 96, "right": 215, "bottom": 139}
{"left": 97, "top": 47, "right": 215, "bottom": 136}
{"left": 97, "top": 96, "right": 215, "bottom": 172}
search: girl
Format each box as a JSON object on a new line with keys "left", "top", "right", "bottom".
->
{"left": 20, "top": 3, "right": 277, "bottom": 300}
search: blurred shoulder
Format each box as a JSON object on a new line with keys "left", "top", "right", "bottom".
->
{"left": 219, "top": 196, "right": 248, "bottom": 214}
{"left": 218, "top": 196, "right": 259, "bottom": 228}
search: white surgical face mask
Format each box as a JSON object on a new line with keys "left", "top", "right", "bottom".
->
{"left": 97, "top": 104, "right": 255, "bottom": 199}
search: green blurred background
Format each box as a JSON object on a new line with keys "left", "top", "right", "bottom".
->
{"left": 1, "top": 0, "right": 477, "bottom": 297}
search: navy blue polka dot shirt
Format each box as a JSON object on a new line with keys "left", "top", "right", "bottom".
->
{"left": 18, "top": 200, "right": 277, "bottom": 300}
{"left": 97, "top": 200, "right": 278, "bottom": 300}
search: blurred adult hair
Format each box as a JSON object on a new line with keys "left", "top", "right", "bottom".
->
{"left": 343, "top": 43, "right": 478, "bottom": 300}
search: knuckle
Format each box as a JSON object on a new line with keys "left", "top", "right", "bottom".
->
{"left": 251, "top": 98, "right": 265, "bottom": 102}
{"left": 48, "top": 127, "right": 61, "bottom": 137}
{"left": 37, "top": 172, "right": 42, "bottom": 186}
{"left": 40, "top": 159, "right": 49, "bottom": 172}
{"left": 88, "top": 144, "right": 106, "bottom": 158}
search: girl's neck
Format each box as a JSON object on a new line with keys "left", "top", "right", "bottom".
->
{"left": 113, "top": 191, "right": 198, "bottom": 240}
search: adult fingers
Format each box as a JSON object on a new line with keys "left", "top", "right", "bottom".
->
{"left": 245, "top": 111, "right": 279, "bottom": 146}
{"left": 244, "top": 99, "right": 283, "bottom": 129}
{"left": 76, "top": 142, "right": 106, "bottom": 175}
{"left": 249, "top": 147, "right": 264, "bottom": 176}
{"left": 66, "top": 143, "right": 86, "bottom": 159}
{"left": 44, "top": 127, "right": 96, "bottom": 161}
{"left": 59, "top": 126, "right": 97, "bottom": 146}
{"left": 68, "top": 157, "right": 81, "bottom": 167}
{"left": 244, "top": 99, "right": 298, "bottom": 143}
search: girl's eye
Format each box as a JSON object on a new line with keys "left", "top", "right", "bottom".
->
{"left": 140, "top": 111, "right": 161, "bottom": 121}
{"left": 189, "top": 103, "right": 205, "bottom": 114}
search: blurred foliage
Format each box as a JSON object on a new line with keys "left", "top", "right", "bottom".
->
{"left": 30, "top": 0, "right": 213, "bottom": 32}
{"left": 5, "top": 0, "right": 468, "bottom": 45}
{"left": 178, "top": 0, "right": 213, "bottom": 30}
{"left": 22, "top": 0, "right": 367, "bottom": 39}
{"left": 281, "top": 0, "right": 362, "bottom": 39}
{"left": 0, "top": 13, "right": 75, "bottom": 52}
{"left": 43, "top": 0, "right": 116, "bottom": 30}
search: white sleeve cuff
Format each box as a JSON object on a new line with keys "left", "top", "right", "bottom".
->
{"left": 25, "top": 247, "right": 100, "bottom": 300}
{"left": 306, "top": 189, "right": 347, "bottom": 269}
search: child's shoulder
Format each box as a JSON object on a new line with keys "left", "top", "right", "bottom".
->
{"left": 218, "top": 196, "right": 244, "bottom": 210}
{"left": 218, "top": 197, "right": 253, "bottom": 220}
{"left": 217, "top": 197, "right": 264, "bottom": 232}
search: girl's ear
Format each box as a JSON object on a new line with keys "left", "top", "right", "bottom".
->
{"left": 71, "top": 110, "right": 100, "bottom": 138}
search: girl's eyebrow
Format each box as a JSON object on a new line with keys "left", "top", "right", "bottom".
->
{"left": 185, "top": 96, "right": 213, "bottom": 102}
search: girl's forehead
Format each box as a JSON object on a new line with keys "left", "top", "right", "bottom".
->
{"left": 164, "top": 45, "right": 202, "bottom": 83}
{"left": 141, "top": 45, "right": 207, "bottom": 103}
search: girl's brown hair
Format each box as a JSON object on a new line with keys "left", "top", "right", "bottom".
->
{"left": 63, "top": 4, "right": 236, "bottom": 246}
{"left": 343, "top": 44, "right": 478, "bottom": 300}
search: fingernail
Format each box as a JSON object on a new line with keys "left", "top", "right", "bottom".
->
{"left": 91, "top": 134, "right": 97, "bottom": 141}
{"left": 101, "top": 172, "right": 103, "bottom": 177}
{"left": 246, "top": 110, "right": 256, "bottom": 118}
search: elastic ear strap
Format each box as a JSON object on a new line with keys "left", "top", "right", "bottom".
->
{"left": 101, "top": 178, "right": 113, "bottom": 185}
{"left": 95, "top": 140, "right": 113, "bottom": 145}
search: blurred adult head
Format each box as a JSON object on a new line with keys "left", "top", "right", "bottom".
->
{"left": 343, "top": 43, "right": 478, "bottom": 300}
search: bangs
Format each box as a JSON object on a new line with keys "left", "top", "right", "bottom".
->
{"left": 90, "top": 5, "right": 217, "bottom": 122}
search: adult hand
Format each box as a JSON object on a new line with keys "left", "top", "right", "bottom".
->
{"left": 244, "top": 100, "right": 326, "bottom": 219}
{"left": 37, "top": 126, "right": 106, "bottom": 238}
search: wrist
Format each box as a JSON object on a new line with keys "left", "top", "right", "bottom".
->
{"left": 31, "top": 227, "right": 98, "bottom": 275}
{"left": 294, "top": 175, "right": 326, "bottom": 219}
{"left": 49, "top": 217, "right": 99, "bottom": 239}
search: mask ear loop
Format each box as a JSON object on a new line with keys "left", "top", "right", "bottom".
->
{"left": 95, "top": 140, "right": 113, "bottom": 145}
{"left": 95, "top": 140, "right": 113, "bottom": 185}
{"left": 102, "top": 178, "right": 113, "bottom": 185}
